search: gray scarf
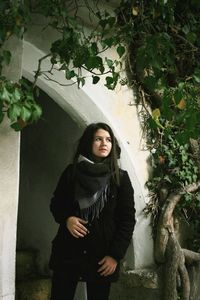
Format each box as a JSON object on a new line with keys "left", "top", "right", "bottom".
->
{"left": 75, "top": 155, "right": 111, "bottom": 222}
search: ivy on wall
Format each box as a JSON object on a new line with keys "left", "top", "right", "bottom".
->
{"left": 125, "top": 1, "right": 200, "bottom": 299}
{"left": 0, "top": 1, "right": 42, "bottom": 129}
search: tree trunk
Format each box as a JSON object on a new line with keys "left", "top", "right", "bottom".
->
{"left": 154, "top": 180, "right": 200, "bottom": 300}
{"left": 164, "top": 234, "right": 179, "bottom": 300}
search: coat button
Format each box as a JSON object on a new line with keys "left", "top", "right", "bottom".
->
{"left": 79, "top": 276, "right": 83, "bottom": 280}
{"left": 83, "top": 250, "right": 87, "bottom": 254}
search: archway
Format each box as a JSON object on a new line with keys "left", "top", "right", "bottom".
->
{"left": 17, "top": 87, "right": 83, "bottom": 274}
{"left": 20, "top": 40, "right": 154, "bottom": 272}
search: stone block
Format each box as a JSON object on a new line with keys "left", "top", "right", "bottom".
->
{"left": 121, "top": 268, "right": 159, "bottom": 289}
{"left": 110, "top": 268, "right": 163, "bottom": 300}
{"left": 16, "top": 250, "right": 38, "bottom": 280}
{"left": 16, "top": 278, "right": 51, "bottom": 300}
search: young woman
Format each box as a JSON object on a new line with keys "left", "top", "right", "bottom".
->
{"left": 49, "top": 122, "right": 135, "bottom": 300}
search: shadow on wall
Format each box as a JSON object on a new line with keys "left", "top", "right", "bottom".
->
{"left": 16, "top": 86, "right": 83, "bottom": 275}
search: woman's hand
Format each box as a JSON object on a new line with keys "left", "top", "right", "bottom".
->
{"left": 98, "top": 256, "right": 117, "bottom": 276}
{"left": 66, "top": 216, "right": 89, "bottom": 238}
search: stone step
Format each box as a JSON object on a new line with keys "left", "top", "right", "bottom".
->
{"left": 16, "top": 277, "right": 51, "bottom": 300}
{"left": 16, "top": 249, "right": 38, "bottom": 280}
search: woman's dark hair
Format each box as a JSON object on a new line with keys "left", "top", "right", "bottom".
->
{"left": 73, "top": 122, "right": 121, "bottom": 184}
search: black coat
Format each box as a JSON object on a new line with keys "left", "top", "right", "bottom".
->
{"left": 49, "top": 164, "right": 135, "bottom": 282}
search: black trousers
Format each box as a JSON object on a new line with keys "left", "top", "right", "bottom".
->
{"left": 50, "top": 272, "right": 111, "bottom": 300}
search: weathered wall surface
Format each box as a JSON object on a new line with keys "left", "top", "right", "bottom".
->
{"left": 0, "top": 37, "right": 22, "bottom": 300}
{"left": 17, "top": 89, "right": 82, "bottom": 274}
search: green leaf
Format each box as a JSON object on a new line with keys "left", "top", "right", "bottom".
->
{"left": 59, "top": 63, "right": 67, "bottom": 70}
{"left": 144, "top": 76, "right": 157, "bottom": 91}
{"left": 13, "top": 88, "right": 21, "bottom": 102}
{"left": 107, "top": 17, "right": 116, "bottom": 27}
{"left": 193, "top": 70, "right": 200, "bottom": 83}
{"left": 77, "top": 77, "right": 85, "bottom": 88}
{"left": 31, "top": 104, "right": 42, "bottom": 121}
{"left": 85, "top": 56, "right": 102, "bottom": 70}
{"left": 90, "top": 43, "right": 98, "bottom": 55}
{"left": 182, "top": 25, "right": 189, "bottom": 35}
{"left": 102, "top": 38, "right": 114, "bottom": 48}
{"left": 105, "top": 75, "right": 118, "bottom": 90}
{"left": 105, "top": 76, "right": 114, "bottom": 85}
{"left": 2, "top": 87, "right": 11, "bottom": 102}
{"left": 10, "top": 122, "right": 23, "bottom": 131}
{"left": 20, "top": 106, "right": 31, "bottom": 121}
{"left": 193, "top": 74, "right": 200, "bottom": 83}
{"left": 99, "top": 19, "right": 108, "bottom": 29}
{"left": 7, "top": 104, "right": 21, "bottom": 122}
{"left": 152, "top": 108, "right": 161, "bottom": 119}
{"left": 99, "top": 64, "right": 105, "bottom": 74}
{"left": 105, "top": 58, "right": 114, "bottom": 68}
{"left": 51, "top": 56, "right": 57, "bottom": 64}
{"left": 73, "top": 46, "right": 90, "bottom": 67}
{"left": 92, "top": 76, "right": 100, "bottom": 84}
{"left": 65, "top": 69, "right": 76, "bottom": 80}
{"left": 117, "top": 45, "right": 125, "bottom": 58}
{"left": 174, "top": 89, "right": 183, "bottom": 104}
{"left": 186, "top": 32, "right": 197, "bottom": 43}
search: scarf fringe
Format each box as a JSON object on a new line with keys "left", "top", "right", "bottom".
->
{"left": 75, "top": 155, "right": 110, "bottom": 222}
{"left": 79, "top": 185, "right": 108, "bottom": 222}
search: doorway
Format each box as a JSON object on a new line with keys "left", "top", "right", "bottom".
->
{"left": 16, "top": 87, "right": 85, "bottom": 299}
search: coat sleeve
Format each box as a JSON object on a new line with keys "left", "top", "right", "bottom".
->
{"left": 108, "top": 170, "right": 136, "bottom": 261}
{"left": 50, "top": 164, "right": 74, "bottom": 224}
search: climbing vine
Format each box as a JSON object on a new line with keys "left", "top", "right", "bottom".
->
{"left": 124, "top": 1, "right": 200, "bottom": 299}
{"left": 33, "top": 0, "right": 127, "bottom": 89}
{"left": 0, "top": 1, "right": 42, "bottom": 129}
{"left": 1, "top": 0, "right": 200, "bottom": 299}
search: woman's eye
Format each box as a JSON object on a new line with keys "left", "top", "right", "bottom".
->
{"left": 94, "top": 137, "right": 111, "bottom": 142}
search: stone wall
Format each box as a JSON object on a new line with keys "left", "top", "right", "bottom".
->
{"left": 110, "top": 267, "right": 163, "bottom": 300}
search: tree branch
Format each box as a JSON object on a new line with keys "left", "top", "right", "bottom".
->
{"left": 183, "top": 249, "right": 200, "bottom": 265}
{"left": 155, "top": 180, "right": 200, "bottom": 263}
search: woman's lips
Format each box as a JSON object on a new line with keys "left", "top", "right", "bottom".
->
{"left": 99, "top": 148, "right": 107, "bottom": 152}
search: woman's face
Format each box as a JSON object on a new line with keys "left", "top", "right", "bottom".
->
{"left": 92, "top": 129, "right": 112, "bottom": 160}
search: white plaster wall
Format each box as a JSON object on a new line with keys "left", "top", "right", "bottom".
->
{"left": 0, "top": 37, "right": 22, "bottom": 300}
{"left": 0, "top": 119, "right": 20, "bottom": 300}
{"left": 17, "top": 89, "right": 82, "bottom": 273}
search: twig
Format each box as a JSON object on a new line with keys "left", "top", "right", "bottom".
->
{"left": 170, "top": 26, "right": 199, "bottom": 52}
{"left": 33, "top": 53, "right": 52, "bottom": 88}
{"left": 42, "top": 73, "right": 77, "bottom": 87}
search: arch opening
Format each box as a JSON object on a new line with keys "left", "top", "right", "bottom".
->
{"left": 20, "top": 40, "right": 154, "bottom": 273}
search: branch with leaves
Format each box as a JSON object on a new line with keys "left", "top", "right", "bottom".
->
{"left": 0, "top": 0, "right": 129, "bottom": 130}
{"left": 0, "top": 1, "right": 42, "bottom": 130}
